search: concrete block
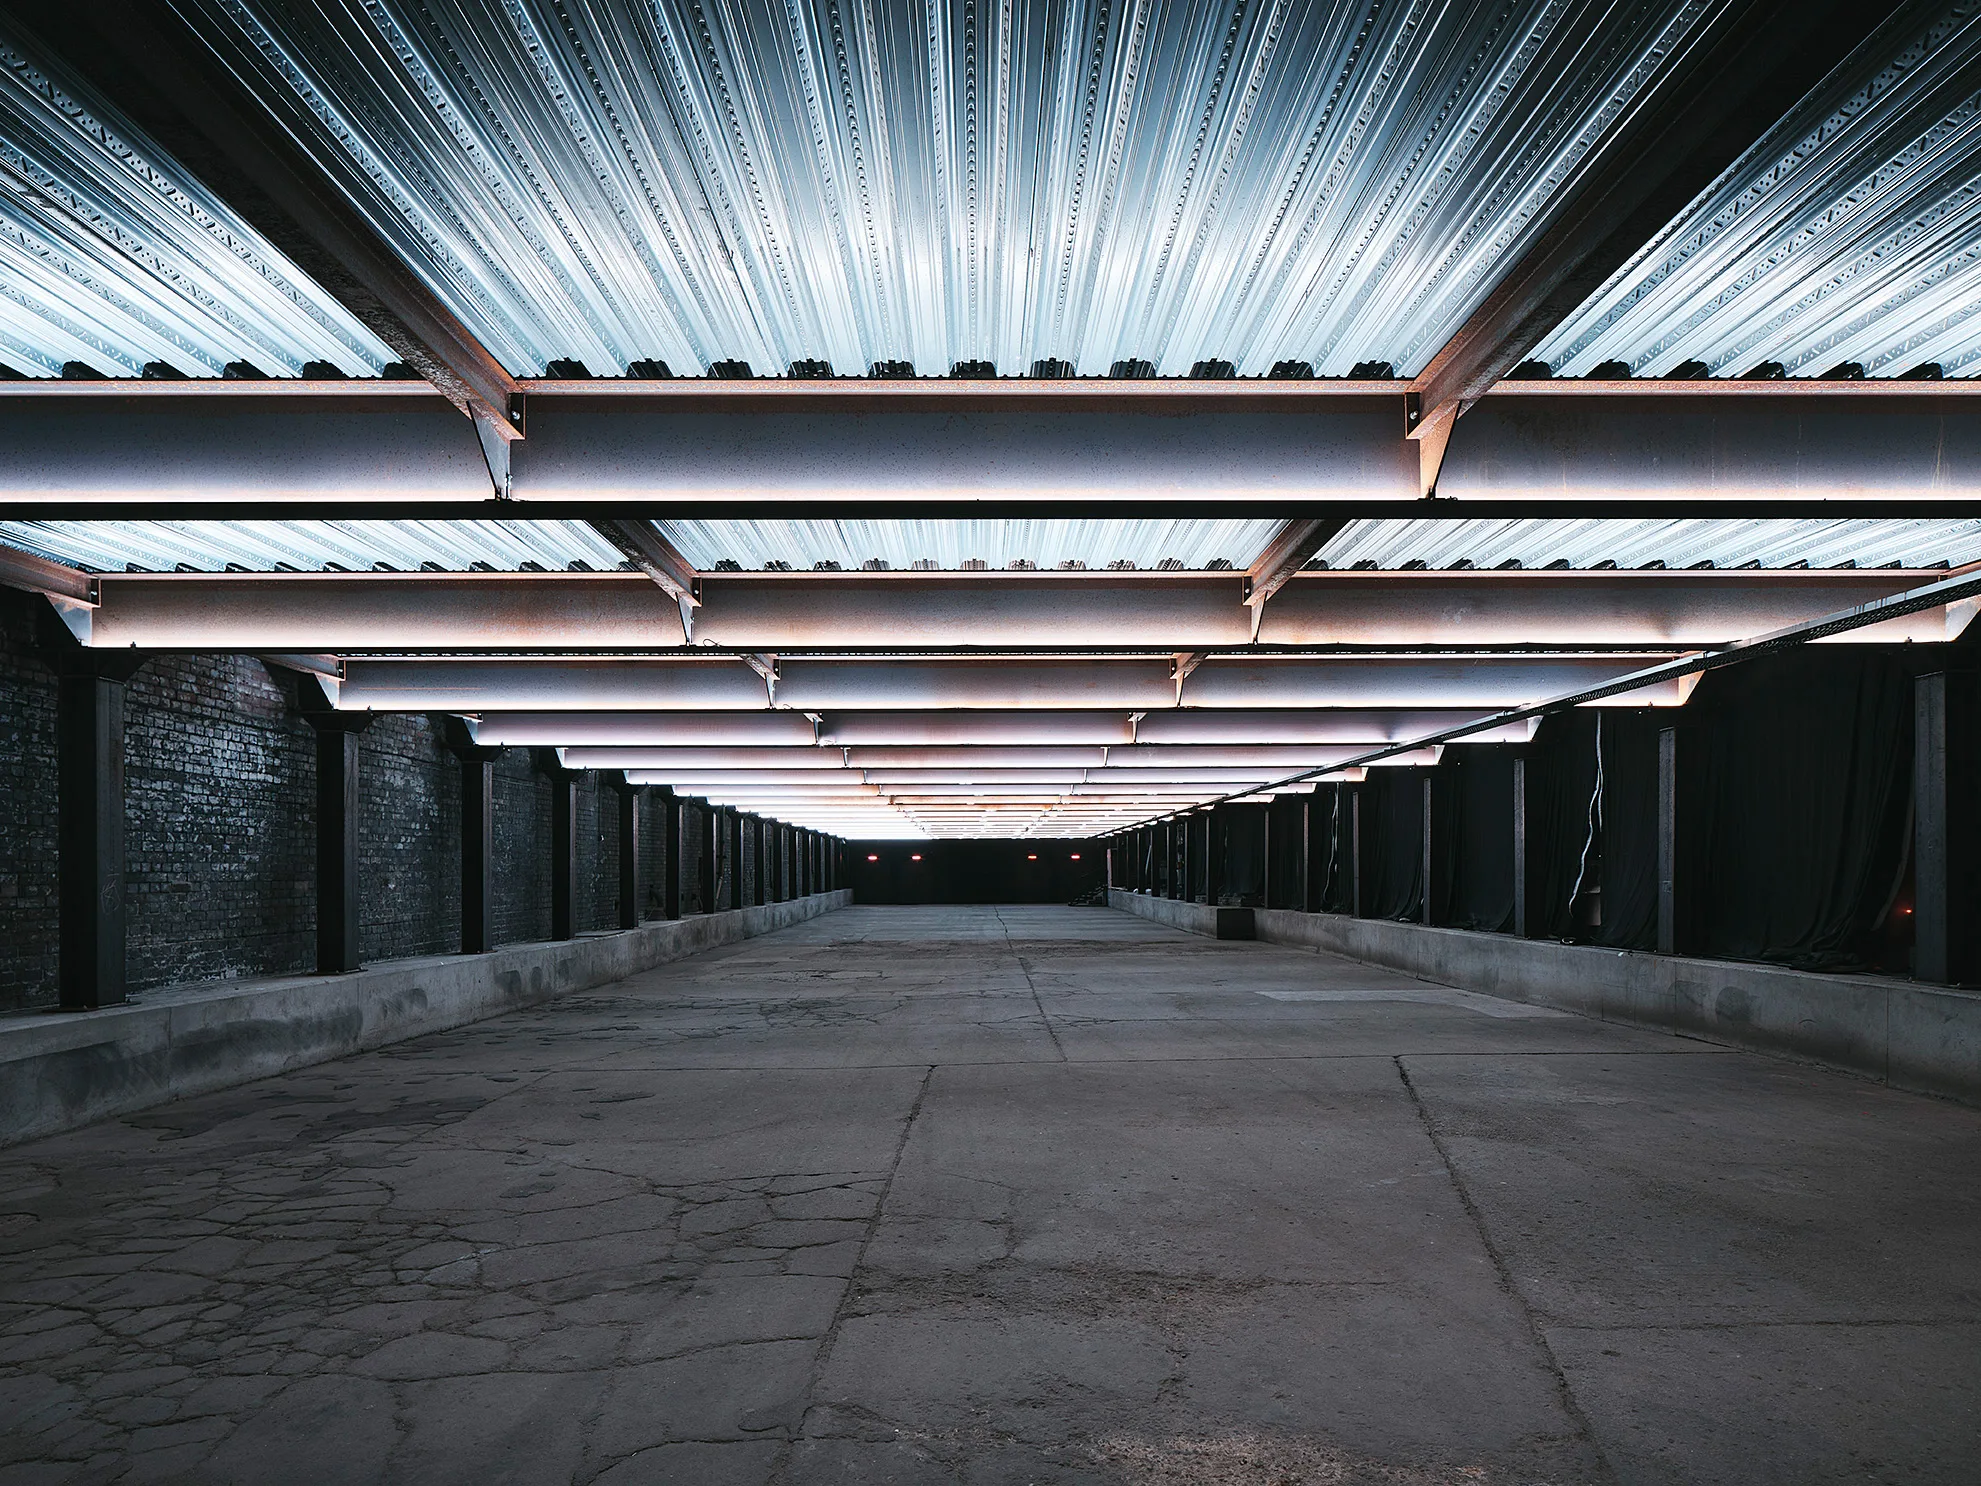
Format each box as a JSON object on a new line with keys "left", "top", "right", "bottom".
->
{"left": 0, "top": 891, "right": 852, "bottom": 1148}
{"left": 1212, "top": 907, "right": 1255, "bottom": 940}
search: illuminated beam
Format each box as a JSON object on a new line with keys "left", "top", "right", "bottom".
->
{"left": 335, "top": 656, "right": 1695, "bottom": 713}
{"left": 476, "top": 712, "right": 816, "bottom": 746}
{"left": 59, "top": 567, "right": 1967, "bottom": 651}
{"left": 1408, "top": 0, "right": 1869, "bottom": 462}
{"left": 338, "top": 659, "right": 769, "bottom": 712}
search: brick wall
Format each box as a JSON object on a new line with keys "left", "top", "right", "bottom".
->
{"left": 0, "top": 588, "right": 629, "bottom": 1012}
{"left": 124, "top": 654, "right": 317, "bottom": 990}
{"left": 359, "top": 713, "right": 460, "bottom": 963}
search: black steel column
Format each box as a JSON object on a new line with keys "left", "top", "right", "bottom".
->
{"left": 1657, "top": 728, "right": 1702, "bottom": 956}
{"left": 696, "top": 802, "right": 717, "bottom": 913}
{"left": 615, "top": 781, "right": 641, "bottom": 930}
{"left": 550, "top": 772, "right": 578, "bottom": 941}
{"left": 1260, "top": 804, "right": 1275, "bottom": 909}
{"left": 1204, "top": 809, "right": 1224, "bottom": 907}
{"left": 1350, "top": 785, "right": 1366, "bottom": 918}
{"left": 56, "top": 657, "right": 143, "bottom": 1008}
{"left": 1511, "top": 756, "right": 1533, "bottom": 938}
{"left": 308, "top": 715, "right": 371, "bottom": 972}
{"left": 1917, "top": 673, "right": 1980, "bottom": 984}
{"left": 756, "top": 817, "right": 770, "bottom": 904}
{"left": 660, "top": 788, "right": 682, "bottom": 919}
{"left": 456, "top": 745, "right": 501, "bottom": 953}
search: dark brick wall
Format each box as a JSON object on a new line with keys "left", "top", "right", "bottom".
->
{"left": 0, "top": 587, "right": 630, "bottom": 1011}
{"left": 0, "top": 591, "right": 60, "bottom": 1009}
{"left": 124, "top": 655, "right": 317, "bottom": 991}
{"left": 491, "top": 753, "right": 551, "bottom": 947}
{"left": 360, "top": 714, "right": 460, "bottom": 962}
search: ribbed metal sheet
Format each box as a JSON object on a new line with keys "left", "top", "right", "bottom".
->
{"left": 1314, "top": 517, "right": 1981, "bottom": 570}
{"left": 1535, "top": 3, "right": 1981, "bottom": 377}
{"left": 0, "top": 23, "right": 391, "bottom": 377}
{"left": 657, "top": 518, "right": 1280, "bottom": 571}
{"left": 0, "top": 518, "right": 626, "bottom": 572}
{"left": 176, "top": 0, "right": 1714, "bottom": 378}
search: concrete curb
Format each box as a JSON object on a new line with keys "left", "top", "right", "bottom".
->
{"left": 1, "top": 891, "right": 853, "bottom": 1148}
{"left": 1111, "top": 890, "right": 1981, "bottom": 1104}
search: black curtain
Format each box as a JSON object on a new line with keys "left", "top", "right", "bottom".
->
{"left": 1221, "top": 806, "right": 1265, "bottom": 904}
{"left": 1444, "top": 747, "right": 1516, "bottom": 932}
{"left": 1523, "top": 712, "right": 1600, "bottom": 939}
{"left": 1363, "top": 769, "right": 1423, "bottom": 920}
{"left": 1315, "top": 786, "right": 1351, "bottom": 912}
{"left": 1692, "top": 650, "right": 1916, "bottom": 969}
{"left": 1593, "top": 711, "right": 1661, "bottom": 952}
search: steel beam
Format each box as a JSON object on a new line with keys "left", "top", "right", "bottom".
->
{"left": 330, "top": 656, "right": 1696, "bottom": 714}
{"left": 1408, "top": 0, "right": 1872, "bottom": 444}
{"left": 61, "top": 566, "right": 1971, "bottom": 655}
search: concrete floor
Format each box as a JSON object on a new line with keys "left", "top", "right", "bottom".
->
{"left": 3, "top": 907, "right": 1978, "bottom": 1486}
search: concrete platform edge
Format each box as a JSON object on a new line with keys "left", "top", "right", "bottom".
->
{"left": 0, "top": 891, "right": 853, "bottom": 1148}
{"left": 1110, "top": 890, "right": 1981, "bottom": 1104}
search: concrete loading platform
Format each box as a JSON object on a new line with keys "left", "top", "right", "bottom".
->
{"left": 3, "top": 905, "right": 1977, "bottom": 1485}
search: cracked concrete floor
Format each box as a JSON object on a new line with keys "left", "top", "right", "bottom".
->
{"left": 3, "top": 905, "right": 1979, "bottom": 1485}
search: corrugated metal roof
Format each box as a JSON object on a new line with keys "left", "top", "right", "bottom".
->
{"left": 0, "top": 25, "right": 391, "bottom": 378}
{"left": 64, "top": 0, "right": 1713, "bottom": 377}
{"left": 656, "top": 519, "right": 1281, "bottom": 572}
{"left": 0, "top": 519, "right": 626, "bottom": 573}
{"left": 1534, "top": 3, "right": 1981, "bottom": 379}
{"left": 1314, "top": 517, "right": 1981, "bottom": 571}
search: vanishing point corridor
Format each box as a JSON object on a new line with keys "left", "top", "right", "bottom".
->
{"left": 2, "top": 907, "right": 1977, "bottom": 1485}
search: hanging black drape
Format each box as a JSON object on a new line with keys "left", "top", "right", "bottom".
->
{"left": 1593, "top": 711, "right": 1661, "bottom": 952}
{"left": 1691, "top": 650, "right": 1916, "bottom": 969}
{"left": 1363, "top": 768, "right": 1423, "bottom": 920}
{"left": 1221, "top": 805, "right": 1265, "bottom": 903}
{"left": 1443, "top": 747, "right": 1516, "bottom": 932}
{"left": 1522, "top": 712, "right": 1600, "bottom": 940}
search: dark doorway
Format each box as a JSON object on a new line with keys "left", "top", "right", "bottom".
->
{"left": 848, "top": 839, "right": 1103, "bottom": 903}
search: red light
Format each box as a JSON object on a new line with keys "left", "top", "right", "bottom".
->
{"left": 910, "top": 854, "right": 922, "bottom": 861}
{"left": 866, "top": 854, "right": 879, "bottom": 862}
{"left": 1027, "top": 854, "right": 1037, "bottom": 861}
{"left": 1070, "top": 853, "right": 1081, "bottom": 860}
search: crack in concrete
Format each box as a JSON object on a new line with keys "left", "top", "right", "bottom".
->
{"left": 1395, "top": 1054, "right": 1618, "bottom": 1486}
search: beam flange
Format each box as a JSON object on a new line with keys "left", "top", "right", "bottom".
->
{"left": 1409, "top": 0, "right": 1872, "bottom": 429}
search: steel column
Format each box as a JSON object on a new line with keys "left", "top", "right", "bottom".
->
{"left": 309, "top": 717, "right": 371, "bottom": 972}
{"left": 56, "top": 661, "right": 140, "bottom": 1008}
{"left": 550, "top": 773, "right": 578, "bottom": 941}
{"left": 1511, "top": 756, "right": 1537, "bottom": 938}
{"left": 1350, "top": 787, "right": 1366, "bottom": 919}
{"left": 1203, "top": 810, "right": 1224, "bottom": 908}
{"left": 1656, "top": 728, "right": 1701, "bottom": 956}
{"left": 456, "top": 746, "right": 502, "bottom": 953}
{"left": 659, "top": 788, "right": 682, "bottom": 919}
{"left": 616, "top": 781, "right": 642, "bottom": 930}
{"left": 1916, "top": 673, "right": 1980, "bottom": 985}
{"left": 696, "top": 802, "right": 716, "bottom": 914}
